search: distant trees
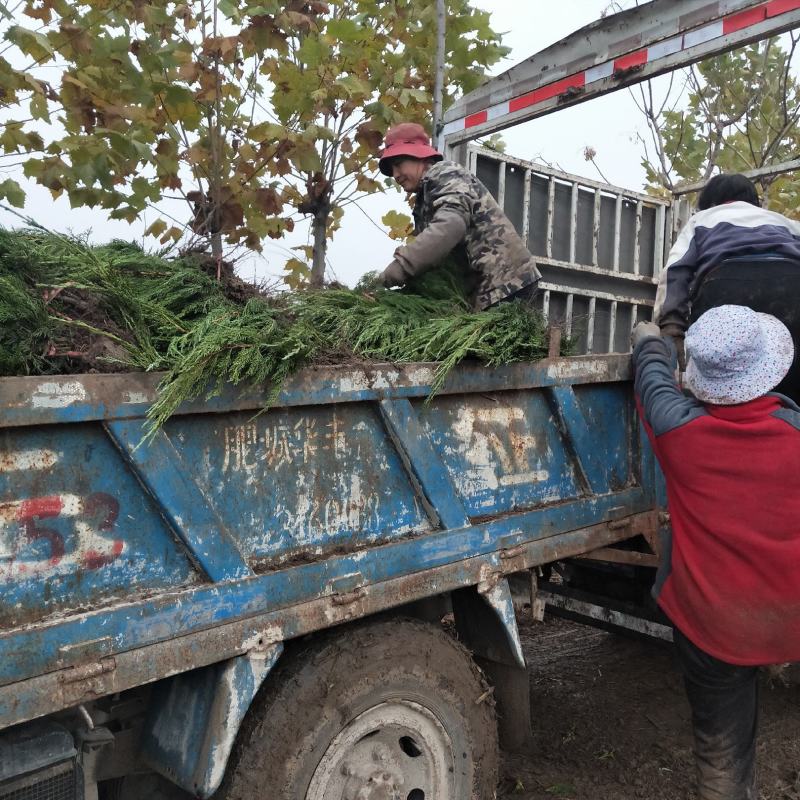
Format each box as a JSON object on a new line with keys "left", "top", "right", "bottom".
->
{"left": 636, "top": 35, "right": 800, "bottom": 215}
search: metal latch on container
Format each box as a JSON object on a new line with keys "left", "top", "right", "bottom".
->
{"left": 605, "top": 508, "right": 632, "bottom": 531}
{"left": 500, "top": 544, "right": 526, "bottom": 560}
{"left": 498, "top": 533, "right": 527, "bottom": 567}
{"left": 327, "top": 572, "right": 366, "bottom": 606}
{"left": 330, "top": 587, "right": 367, "bottom": 606}
{"left": 59, "top": 656, "right": 116, "bottom": 685}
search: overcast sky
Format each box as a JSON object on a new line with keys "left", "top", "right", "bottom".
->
{"left": 322, "top": 0, "right": 663, "bottom": 285}
{"left": 0, "top": 0, "right": 660, "bottom": 286}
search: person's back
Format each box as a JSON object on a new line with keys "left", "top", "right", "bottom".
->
{"left": 654, "top": 174, "right": 800, "bottom": 334}
{"left": 412, "top": 159, "right": 540, "bottom": 308}
{"left": 645, "top": 388, "right": 800, "bottom": 662}
{"left": 654, "top": 173, "right": 800, "bottom": 400}
{"left": 690, "top": 254, "right": 800, "bottom": 399}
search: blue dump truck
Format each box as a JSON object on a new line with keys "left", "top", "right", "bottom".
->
{"left": 0, "top": 352, "right": 664, "bottom": 799}
{"left": 5, "top": 1, "right": 798, "bottom": 796}
{"left": 0, "top": 73, "right": 677, "bottom": 800}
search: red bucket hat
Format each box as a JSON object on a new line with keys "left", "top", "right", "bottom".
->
{"left": 378, "top": 123, "right": 443, "bottom": 176}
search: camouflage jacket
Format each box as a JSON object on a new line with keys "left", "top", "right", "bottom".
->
{"left": 391, "top": 161, "right": 541, "bottom": 309}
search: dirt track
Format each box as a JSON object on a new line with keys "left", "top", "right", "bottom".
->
{"left": 498, "top": 616, "right": 800, "bottom": 800}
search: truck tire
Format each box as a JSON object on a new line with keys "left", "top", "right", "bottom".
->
{"left": 216, "top": 618, "right": 498, "bottom": 800}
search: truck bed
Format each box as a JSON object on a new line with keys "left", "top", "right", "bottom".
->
{"left": 0, "top": 354, "right": 658, "bottom": 731}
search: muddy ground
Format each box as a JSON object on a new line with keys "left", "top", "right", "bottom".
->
{"left": 497, "top": 616, "right": 800, "bottom": 800}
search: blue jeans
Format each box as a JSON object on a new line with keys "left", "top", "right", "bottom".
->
{"left": 673, "top": 627, "right": 758, "bottom": 800}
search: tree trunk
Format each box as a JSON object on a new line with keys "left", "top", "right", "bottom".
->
{"left": 211, "top": 231, "right": 223, "bottom": 260}
{"left": 432, "top": 0, "right": 446, "bottom": 149}
{"left": 211, "top": 230, "right": 223, "bottom": 281}
{"left": 310, "top": 207, "right": 328, "bottom": 288}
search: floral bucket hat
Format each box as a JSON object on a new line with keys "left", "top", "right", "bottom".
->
{"left": 685, "top": 304, "right": 794, "bottom": 405}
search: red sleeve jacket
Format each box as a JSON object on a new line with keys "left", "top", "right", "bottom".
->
{"left": 633, "top": 335, "right": 800, "bottom": 665}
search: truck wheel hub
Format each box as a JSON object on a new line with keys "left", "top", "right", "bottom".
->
{"left": 306, "top": 700, "right": 455, "bottom": 800}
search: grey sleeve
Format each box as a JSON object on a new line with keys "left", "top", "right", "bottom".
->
{"left": 393, "top": 209, "right": 469, "bottom": 280}
{"left": 632, "top": 336, "right": 705, "bottom": 436}
{"left": 655, "top": 264, "right": 697, "bottom": 332}
{"left": 654, "top": 221, "right": 699, "bottom": 332}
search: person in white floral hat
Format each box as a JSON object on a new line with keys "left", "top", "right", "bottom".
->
{"left": 631, "top": 305, "right": 800, "bottom": 800}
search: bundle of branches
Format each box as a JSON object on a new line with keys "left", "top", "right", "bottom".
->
{"left": 296, "top": 280, "right": 550, "bottom": 391}
{"left": 0, "top": 230, "right": 206, "bottom": 374}
{"left": 0, "top": 228, "right": 566, "bottom": 436}
{"left": 0, "top": 229, "right": 273, "bottom": 372}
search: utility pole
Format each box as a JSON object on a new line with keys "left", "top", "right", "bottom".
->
{"left": 431, "top": 0, "right": 446, "bottom": 149}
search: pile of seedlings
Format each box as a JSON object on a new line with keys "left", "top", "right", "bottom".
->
{"left": 0, "top": 227, "right": 565, "bottom": 433}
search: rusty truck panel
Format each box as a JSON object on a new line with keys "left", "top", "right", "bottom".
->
{"left": 0, "top": 355, "right": 658, "bottom": 738}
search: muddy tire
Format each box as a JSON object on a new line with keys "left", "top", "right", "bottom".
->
{"left": 215, "top": 618, "right": 498, "bottom": 800}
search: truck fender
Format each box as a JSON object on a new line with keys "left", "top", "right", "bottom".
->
{"left": 451, "top": 575, "right": 533, "bottom": 752}
{"left": 452, "top": 572, "right": 525, "bottom": 668}
{"left": 139, "top": 642, "right": 283, "bottom": 798}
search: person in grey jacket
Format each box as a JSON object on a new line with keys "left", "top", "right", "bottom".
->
{"left": 654, "top": 173, "right": 800, "bottom": 391}
{"left": 377, "top": 123, "right": 541, "bottom": 310}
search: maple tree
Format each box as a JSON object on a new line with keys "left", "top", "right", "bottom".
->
{"left": 0, "top": 0, "right": 507, "bottom": 285}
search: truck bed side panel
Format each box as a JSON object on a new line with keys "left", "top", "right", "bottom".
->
{"left": 0, "top": 424, "right": 199, "bottom": 629}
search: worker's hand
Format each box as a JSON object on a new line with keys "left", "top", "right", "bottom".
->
{"left": 379, "top": 259, "right": 406, "bottom": 288}
{"left": 631, "top": 321, "right": 661, "bottom": 349}
{"left": 659, "top": 323, "right": 687, "bottom": 372}
{"left": 672, "top": 336, "right": 686, "bottom": 372}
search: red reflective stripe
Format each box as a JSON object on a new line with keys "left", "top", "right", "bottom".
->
{"left": 449, "top": 0, "right": 800, "bottom": 134}
{"left": 18, "top": 496, "right": 63, "bottom": 520}
{"left": 480, "top": 70, "right": 587, "bottom": 120}
{"left": 509, "top": 91, "right": 538, "bottom": 113}
{"left": 723, "top": 6, "right": 767, "bottom": 33}
{"left": 533, "top": 72, "right": 585, "bottom": 103}
{"left": 614, "top": 49, "right": 648, "bottom": 71}
{"left": 766, "top": 0, "right": 800, "bottom": 15}
{"left": 464, "top": 110, "right": 488, "bottom": 128}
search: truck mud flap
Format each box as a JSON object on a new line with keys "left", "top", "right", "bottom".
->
{"left": 452, "top": 577, "right": 533, "bottom": 752}
{"left": 140, "top": 643, "right": 282, "bottom": 799}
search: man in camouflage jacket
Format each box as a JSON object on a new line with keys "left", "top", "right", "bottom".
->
{"left": 377, "top": 123, "right": 541, "bottom": 310}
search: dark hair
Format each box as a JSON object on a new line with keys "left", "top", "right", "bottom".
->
{"left": 698, "top": 173, "right": 760, "bottom": 210}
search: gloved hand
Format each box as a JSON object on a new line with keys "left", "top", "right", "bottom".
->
{"left": 631, "top": 321, "right": 661, "bottom": 349}
{"left": 379, "top": 259, "right": 405, "bottom": 288}
{"left": 672, "top": 336, "right": 686, "bottom": 372}
{"left": 659, "top": 323, "right": 686, "bottom": 372}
